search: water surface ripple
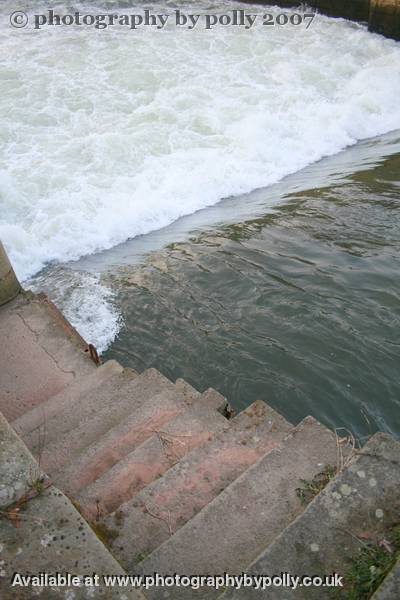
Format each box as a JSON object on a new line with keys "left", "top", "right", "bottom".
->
{"left": 106, "top": 148, "right": 400, "bottom": 441}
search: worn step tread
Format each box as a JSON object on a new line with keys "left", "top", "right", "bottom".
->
{"left": 78, "top": 394, "right": 230, "bottom": 519}
{"left": 137, "top": 417, "right": 338, "bottom": 599}
{"left": 105, "top": 400, "right": 292, "bottom": 570}
{"left": 12, "top": 359, "right": 124, "bottom": 439}
{"left": 54, "top": 383, "right": 201, "bottom": 495}
{"left": 0, "top": 293, "right": 95, "bottom": 422}
{"left": 23, "top": 367, "right": 137, "bottom": 457}
{"left": 220, "top": 432, "right": 400, "bottom": 600}
{"left": 35, "top": 368, "right": 174, "bottom": 475}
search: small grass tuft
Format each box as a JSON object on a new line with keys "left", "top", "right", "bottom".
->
{"left": 136, "top": 552, "right": 147, "bottom": 563}
{"left": 91, "top": 521, "right": 119, "bottom": 548}
{"left": 296, "top": 465, "right": 337, "bottom": 505}
{"left": 342, "top": 524, "right": 400, "bottom": 599}
{"left": 30, "top": 476, "right": 46, "bottom": 496}
{"left": 0, "top": 475, "right": 51, "bottom": 528}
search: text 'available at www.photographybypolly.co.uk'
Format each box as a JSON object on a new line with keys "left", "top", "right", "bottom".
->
{"left": 10, "top": 571, "right": 343, "bottom": 591}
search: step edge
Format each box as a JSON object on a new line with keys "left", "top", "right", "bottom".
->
{"left": 12, "top": 360, "right": 124, "bottom": 436}
{"left": 227, "top": 431, "right": 400, "bottom": 587}
{"left": 136, "top": 416, "right": 334, "bottom": 570}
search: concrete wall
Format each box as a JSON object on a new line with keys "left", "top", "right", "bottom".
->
{"left": 314, "top": 0, "right": 370, "bottom": 21}
{"left": 0, "top": 241, "right": 21, "bottom": 306}
{"left": 240, "top": 0, "right": 400, "bottom": 40}
{"left": 369, "top": 0, "right": 400, "bottom": 40}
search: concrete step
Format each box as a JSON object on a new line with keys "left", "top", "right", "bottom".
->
{"left": 175, "top": 382, "right": 232, "bottom": 417}
{"left": 219, "top": 432, "right": 400, "bottom": 600}
{"left": 175, "top": 377, "right": 200, "bottom": 397}
{"left": 0, "top": 412, "right": 144, "bottom": 600}
{"left": 22, "top": 366, "right": 137, "bottom": 457}
{"left": 34, "top": 368, "right": 174, "bottom": 475}
{"left": 105, "top": 400, "right": 292, "bottom": 570}
{"left": 78, "top": 392, "right": 231, "bottom": 519}
{"left": 136, "top": 417, "right": 338, "bottom": 600}
{"left": 12, "top": 359, "right": 123, "bottom": 438}
{"left": 371, "top": 557, "right": 400, "bottom": 600}
{"left": 0, "top": 292, "right": 96, "bottom": 422}
{"left": 54, "top": 382, "right": 201, "bottom": 496}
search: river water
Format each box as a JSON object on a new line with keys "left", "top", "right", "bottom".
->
{"left": 1, "top": 1, "right": 399, "bottom": 440}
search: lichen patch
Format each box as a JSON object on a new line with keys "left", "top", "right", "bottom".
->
{"left": 340, "top": 484, "right": 352, "bottom": 496}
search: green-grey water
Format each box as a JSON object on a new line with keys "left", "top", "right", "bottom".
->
{"left": 104, "top": 140, "right": 400, "bottom": 443}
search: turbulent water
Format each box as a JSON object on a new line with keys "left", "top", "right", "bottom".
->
{"left": 1, "top": 1, "right": 400, "bottom": 434}
{"left": 2, "top": 0, "right": 400, "bottom": 283}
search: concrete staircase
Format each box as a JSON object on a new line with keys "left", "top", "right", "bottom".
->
{"left": 219, "top": 432, "right": 400, "bottom": 600}
{"left": 1, "top": 290, "right": 400, "bottom": 600}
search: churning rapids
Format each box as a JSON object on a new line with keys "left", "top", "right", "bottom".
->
{"left": 2, "top": 0, "right": 400, "bottom": 278}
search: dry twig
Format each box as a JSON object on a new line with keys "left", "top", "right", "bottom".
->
{"left": 142, "top": 501, "right": 173, "bottom": 534}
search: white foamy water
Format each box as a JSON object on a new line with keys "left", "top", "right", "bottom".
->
{"left": 27, "top": 267, "right": 122, "bottom": 353}
{"left": 1, "top": 0, "right": 400, "bottom": 349}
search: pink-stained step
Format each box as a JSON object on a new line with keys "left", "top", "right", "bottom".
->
{"left": 35, "top": 368, "right": 174, "bottom": 475}
{"left": 55, "top": 383, "right": 200, "bottom": 495}
{"left": 104, "top": 400, "right": 292, "bottom": 569}
{"left": 78, "top": 394, "right": 230, "bottom": 519}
